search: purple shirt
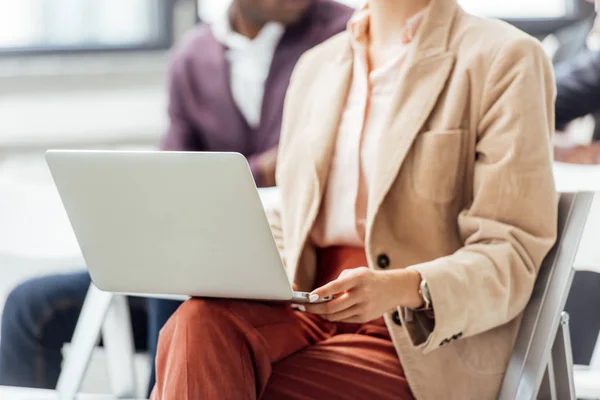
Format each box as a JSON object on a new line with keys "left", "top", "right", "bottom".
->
{"left": 161, "top": 0, "right": 353, "bottom": 186}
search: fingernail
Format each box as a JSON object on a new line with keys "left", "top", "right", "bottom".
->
{"left": 309, "top": 294, "right": 319, "bottom": 303}
{"left": 297, "top": 305, "right": 306, "bottom": 312}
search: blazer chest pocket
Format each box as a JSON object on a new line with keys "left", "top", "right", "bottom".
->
{"left": 410, "top": 129, "right": 464, "bottom": 203}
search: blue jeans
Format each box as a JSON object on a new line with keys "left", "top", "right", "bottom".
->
{"left": 0, "top": 271, "right": 182, "bottom": 396}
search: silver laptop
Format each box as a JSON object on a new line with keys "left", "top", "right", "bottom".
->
{"left": 46, "top": 150, "right": 327, "bottom": 304}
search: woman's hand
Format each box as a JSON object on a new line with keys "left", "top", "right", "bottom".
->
{"left": 303, "top": 267, "right": 423, "bottom": 324}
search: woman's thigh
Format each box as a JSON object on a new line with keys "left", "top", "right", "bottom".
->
{"left": 152, "top": 300, "right": 333, "bottom": 400}
{"left": 263, "top": 333, "right": 413, "bottom": 400}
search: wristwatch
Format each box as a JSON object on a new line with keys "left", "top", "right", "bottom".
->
{"left": 418, "top": 279, "right": 432, "bottom": 310}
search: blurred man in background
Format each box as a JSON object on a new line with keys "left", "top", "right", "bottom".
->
{"left": 0, "top": 0, "right": 352, "bottom": 394}
{"left": 554, "top": 0, "right": 600, "bottom": 164}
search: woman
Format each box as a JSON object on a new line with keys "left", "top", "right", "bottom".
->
{"left": 151, "top": 0, "right": 557, "bottom": 398}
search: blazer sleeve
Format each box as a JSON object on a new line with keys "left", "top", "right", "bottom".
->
{"left": 271, "top": 51, "right": 316, "bottom": 269}
{"left": 403, "top": 37, "right": 558, "bottom": 353}
{"left": 555, "top": 50, "right": 600, "bottom": 130}
{"left": 160, "top": 54, "right": 202, "bottom": 151}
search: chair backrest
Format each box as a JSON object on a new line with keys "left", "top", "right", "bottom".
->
{"left": 499, "top": 192, "right": 595, "bottom": 400}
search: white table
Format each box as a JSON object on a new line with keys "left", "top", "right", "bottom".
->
{"left": 553, "top": 163, "right": 600, "bottom": 193}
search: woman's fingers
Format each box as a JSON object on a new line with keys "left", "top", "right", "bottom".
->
{"left": 311, "top": 270, "right": 362, "bottom": 300}
{"left": 304, "top": 292, "right": 356, "bottom": 315}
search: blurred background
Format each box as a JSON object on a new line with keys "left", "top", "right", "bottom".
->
{"left": 0, "top": 0, "right": 598, "bottom": 396}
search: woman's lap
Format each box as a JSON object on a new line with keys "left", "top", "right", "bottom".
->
{"left": 152, "top": 298, "right": 413, "bottom": 399}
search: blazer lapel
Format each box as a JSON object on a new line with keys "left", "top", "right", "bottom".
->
{"left": 289, "top": 48, "right": 353, "bottom": 272}
{"left": 282, "top": 48, "right": 353, "bottom": 284}
{"left": 306, "top": 55, "right": 353, "bottom": 195}
{"left": 302, "top": 50, "right": 353, "bottom": 215}
{"left": 366, "top": 0, "right": 459, "bottom": 235}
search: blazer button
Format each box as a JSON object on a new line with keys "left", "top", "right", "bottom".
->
{"left": 392, "top": 310, "right": 402, "bottom": 326}
{"left": 377, "top": 254, "right": 391, "bottom": 269}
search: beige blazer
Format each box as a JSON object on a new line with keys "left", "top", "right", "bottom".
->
{"left": 269, "top": 0, "right": 558, "bottom": 398}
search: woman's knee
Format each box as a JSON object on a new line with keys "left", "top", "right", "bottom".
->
{"left": 174, "top": 298, "right": 272, "bottom": 319}
{"left": 174, "top": 298, "right": 229, "bottom": 319}
{"left": 160, "top": 299, "right": 233, "bottom": 334}
{"left": 162, "top": 298, "right": 287, "bottom": 336}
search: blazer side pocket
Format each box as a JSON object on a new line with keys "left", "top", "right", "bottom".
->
{"left": 452, "top": 322, "right": 517, "bottom": 374}
{"left": 410, "top": 129, "right": 464, "bottom": 203}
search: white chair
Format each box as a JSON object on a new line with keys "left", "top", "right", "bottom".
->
{"left": 499, "top": 192, "right": 595, "bottom": 400}
{"left": 55, "top": 286, "right": 137, "bottom": 399}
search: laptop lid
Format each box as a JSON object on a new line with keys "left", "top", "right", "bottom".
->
{"left": 46, "top": 150, "right": 293, "bottom": 301}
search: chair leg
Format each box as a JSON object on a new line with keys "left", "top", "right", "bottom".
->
{"left": 538, "top": 313, "right": 577, "bottom": 400}
{"left": 57, "top": 285, "right": 114, "bottom": 400}
{"left": 539, "top": 356, "right": 557, "bottom": 400}
{"left": 552, "top": 312, "right": 577, "bottom": 400}
{"left": 102, "top": 294, "right": 137, "bottom": 398}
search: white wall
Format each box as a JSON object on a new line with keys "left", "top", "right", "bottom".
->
{"left": 0, "top": 0, "right": 197, "bottom": 151}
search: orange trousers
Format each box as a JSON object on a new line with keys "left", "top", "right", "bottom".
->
{"left": 151, "top": 247, "right": 414, "bottom": 400}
